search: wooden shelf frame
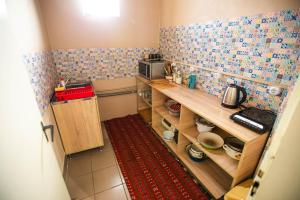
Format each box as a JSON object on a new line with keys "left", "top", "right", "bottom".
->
{"left": 145, "top": 77, "right": 269, "bottom": 199}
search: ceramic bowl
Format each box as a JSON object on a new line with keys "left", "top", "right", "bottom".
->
{"left": 196, "top": 121, "right": 215, "bottom": 133}
{"left": 197, "top": 132, "right": 224, "bottom": 150}
{"left": 223, "top": 144, "right": 242, "bottom": 160}
{"left": 195, "top": 117, "right": 215, "bottom": 133}
{"left": 163, "top": 130, "right": 174, "bottom": 141}
{"left": 186, "top": 144, "right": 206, "bottom": 162}
{"left": 223, "top": 137, "right": 244, "bottom": 160}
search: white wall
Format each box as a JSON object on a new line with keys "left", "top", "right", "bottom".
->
{"left": 252, "top": 78, "right": 300, "bottom": 199}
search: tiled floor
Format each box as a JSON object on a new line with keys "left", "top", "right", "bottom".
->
{"left": 65, "top": 124, "right": 131, "bottom": 200}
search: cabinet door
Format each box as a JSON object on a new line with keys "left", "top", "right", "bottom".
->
{"left": 53, "top": 97, "right": 103, "bottom": 154}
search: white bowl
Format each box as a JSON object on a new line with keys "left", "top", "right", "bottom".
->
{"left": 196, "top": 121, "right": 215, "bottom": 133}
{"left": 163, "top": 130, "right": 174, "bottom": 141}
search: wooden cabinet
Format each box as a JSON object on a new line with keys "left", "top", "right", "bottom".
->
{"left": 136, "top": 76, "right": 268, "bottom": 199}
{"left": 52, "top": 96, "right": 103, "bottom": 154}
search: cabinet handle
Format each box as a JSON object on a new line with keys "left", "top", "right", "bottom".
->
{"left": 41, "top": 122, "right": 54, "bottom": 142}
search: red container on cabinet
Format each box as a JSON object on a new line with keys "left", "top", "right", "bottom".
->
{"left": 55, "top": 85, "right": 94, "bottom": 101}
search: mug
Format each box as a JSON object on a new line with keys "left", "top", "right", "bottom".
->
{"left": 223, "top": 144, "right": 241, "bottom": 160}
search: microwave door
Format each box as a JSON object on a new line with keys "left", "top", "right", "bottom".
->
{"left": 146, "top": 64, "right": 151, "bottom": 79}
{"left": 139, "top": 62, "right": 147, "bottom": 78}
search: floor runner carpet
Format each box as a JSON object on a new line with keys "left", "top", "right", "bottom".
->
{"left": 104, "top": 114, "right": 209, "bottom": 200}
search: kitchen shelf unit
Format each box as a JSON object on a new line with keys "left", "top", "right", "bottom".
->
{"left": 147, "top": 77, "right": 269, "bottom": 199}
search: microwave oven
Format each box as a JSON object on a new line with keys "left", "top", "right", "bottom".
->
{"left": 138, "top": 60, "right": 165, "bottom": 80}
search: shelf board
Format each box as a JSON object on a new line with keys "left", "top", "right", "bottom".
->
{"left": 152, "top": 124, "right": 177, "bottom": 153}
{"left": 177, "top": 150, "right": 232, "bottom": 199}
{"left": 154, "top": 106, "right": 180, "bottom": 129}
{"left": 181, "top": 127, "right": 239, "bottom": 177}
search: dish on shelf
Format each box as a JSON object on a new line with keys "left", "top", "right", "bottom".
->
{"left": 163, "top": 130, "right": 175, "bottom": 141}
{"left": 197, "top": 132, "right": 224, "bottom": 150}
{"left": 195, "top": 117, "right": 215, "bottom": 133}
{"left": 223, "top": 137, "right": 244, "bottom": 160}
{"left": 186, "top": 144, "right": 206, "bottom": 162}
{"left": 165, "top": 99, "right": 181, "bottom": 117}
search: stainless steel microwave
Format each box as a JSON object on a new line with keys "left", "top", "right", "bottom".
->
{"left": 138, "top": 60, "right": 165, "bottom": 80}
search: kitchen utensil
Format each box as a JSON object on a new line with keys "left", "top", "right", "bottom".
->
{"left": 221, "top": 84, "right": 247, "bottom": 108}
{"left": 197, "top": 132, "right": 224, "bottom": 149}
{"left": 195, "top": 117, "right": 215, "bottom": 133}
{"left": 231, "top": 107, "right": 277, "bottom": 133}
{"left": 186, "top": 144, "right": 206, "bottom": 162}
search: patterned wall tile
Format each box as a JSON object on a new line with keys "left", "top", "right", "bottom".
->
{"left": 23, "top": 51, "right": 57, "bottom": 115}
{"left": 52, "top": 48, "right": 159, "bottom": 83}
{"left": 160, "top": 9, "right": 300, "bottom": 111}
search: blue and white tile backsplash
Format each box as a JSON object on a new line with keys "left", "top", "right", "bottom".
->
{"left": 23, "top": 51, "right": 57, "bottom": 115}
{"left": 24, "top": 9, "right": 299, "bottom": 115}
{"left": 160, "top": 9, "right": 300, "bottom": 111}
{"left": 52, "top": 48, "right": 158, "bottom": 83}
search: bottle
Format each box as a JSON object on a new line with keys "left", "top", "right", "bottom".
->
{"left": 175, "top": 71, "right": 182, "bottom": 84}
{"left": 188, "top": 67, "right": 197, "bottom": 89}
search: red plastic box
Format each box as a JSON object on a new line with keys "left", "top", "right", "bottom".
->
{"left": 55, "top": 85, "right": 94, "bottom": 101}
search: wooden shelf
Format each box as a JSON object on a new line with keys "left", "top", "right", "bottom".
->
{"left": 152, "top": 124, "right": 177, "bottom": 153}
{"left": 181, "top": 127, "right": 239, "bottom": 177}
{"left": 143, "top": 76, "right": 269, "bottom": 198}
{"left": 154, "top": 106, "right": 180, "bottom": 129}
{"left": 177, "top": 149, "right": 232, "bottom": 199}
{"left": 151, "top": 81, "right": 264, "bottom": 142}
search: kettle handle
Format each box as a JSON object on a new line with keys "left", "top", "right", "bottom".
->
{"left": 238, "top": 86, "right": 247, "bottom": 105}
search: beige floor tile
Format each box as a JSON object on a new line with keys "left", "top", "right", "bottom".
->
{"left": 67, "top": 173, "right": 94, "bottom": 199}
{"left": 101, "top": 123, "right": 109, "bottom": 139}
{"left": 93, "top": 166, "right": 122, "bottom": 193}
{"left": 94, "top": 185, "right": 127, "bottom": 200}
{"left": 116, "top": 164, "right": 125, "bottom": 183}
{"left": 92, "top": 149, "right": 116, "bottom": 171}
{"left": 102, "top": 138, "right": 113, "bottom": 152}
{"left": 68, "top": 153, "right": 92, "bottom": 177}
{"left": 123, "top": 184, "right": 132, "bottom": 200}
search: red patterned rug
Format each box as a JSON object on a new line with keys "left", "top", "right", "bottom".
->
{"left": 104, "top": 115, "right": 209, "bottom": 200}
